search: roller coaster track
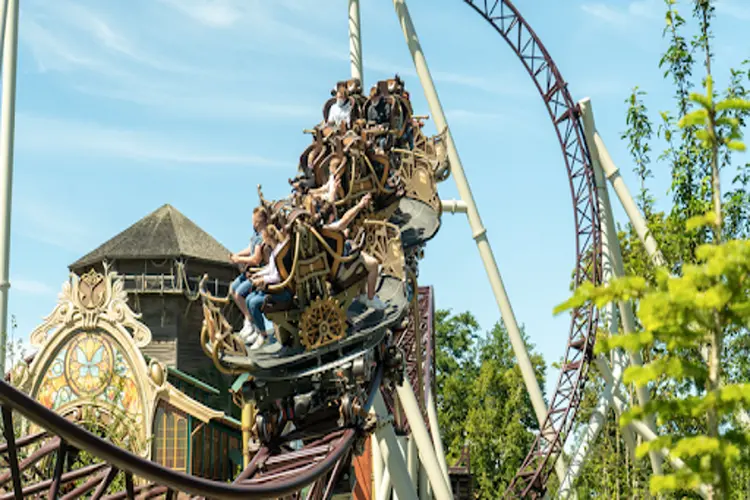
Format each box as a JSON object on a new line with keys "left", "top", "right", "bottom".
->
{"left": 0, "top": 1, "right": 600, "bottom": 498}
{"left": 461, "top": 1, "right": 602, "bottom": 497}
{"left": 0, "top": 365, "right": 384, "bottom": 499}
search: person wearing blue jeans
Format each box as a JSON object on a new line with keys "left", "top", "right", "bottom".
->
{"left": 230, "top": 206, "right": 269, "bottom": 341}
{"left": 245, "top": 225, "right": 289, "bottom": 350}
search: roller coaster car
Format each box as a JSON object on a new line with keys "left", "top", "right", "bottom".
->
{"left": 199, "top": 214, "right": 407, "bottom": 443}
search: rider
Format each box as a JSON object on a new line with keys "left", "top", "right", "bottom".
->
{"left": 244, "top": 225, "right": 293, "bottom": 350}
{"left": 309, "top": 155, "right": 344, "bottom": 204}
{"left": 327, "top": 86, "right": 353, "bottom": 128}
{"left": 367, "top": 85, "right": 392, "bottom": 154}
{"left": 229, "top": 206, "right": 269, "bottom": 341}
{"left": 321, "top": 193, "right": 386, "bottom": 310}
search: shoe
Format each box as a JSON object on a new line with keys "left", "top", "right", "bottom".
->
{"left": 243, "top": 327, "right": 259, "bottom": 346}
{"left": 238, "top": 319, "right": 254, "bottom": 338}
{"left": 249, "top": 334, "right": 266, "bottom": 350}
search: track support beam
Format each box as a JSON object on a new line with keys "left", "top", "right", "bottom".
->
{"left": 391, "top": 0, "right": 567, "bottom": 482}
{"left": 348, "top": 0, "right": 363, "bottom": 82}
{"left": 373, "top": 392, "right": 419, "bottom": 500}
{"left": 0, "top": 0, "right": 17, "bottom": 377}
{"left": 396, "top": 377, "right": 453, "bottom": 500}
{"left": 579, "top": 98, "right": 664, "bottom": 476}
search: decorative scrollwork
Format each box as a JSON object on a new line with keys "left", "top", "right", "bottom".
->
{"left": 362, "top": 221, "right": 406, "bottom": 281}
{"left": 29, "top": 270, "right": 152, "bottom": 348}
{"left": 200, "top": 296, "right": 247, "bottom": 374}
{"left": 298, "top": 297, "right": 347, "bottom": 351}
{"left": 394, "top": 148, "right": 440, "bottom": 213}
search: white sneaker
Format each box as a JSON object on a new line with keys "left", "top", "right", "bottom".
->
{"left": 249, "top": 334, "right": 266, "bottom": 350}
{"left": 243, "top": 327, "right": 259, "bottom": 345}
{"left": 238, "top": 319, "right": 254, "bottom": 338}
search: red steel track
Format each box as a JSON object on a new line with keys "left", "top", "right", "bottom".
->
{"left": 0, "top": 1, "right": 601, "bottom": 498}
{"left": 461, "top": 1, "right": 602, "bottom": 497}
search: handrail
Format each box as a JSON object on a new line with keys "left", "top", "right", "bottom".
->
{"left": 0, "top": 379, "right": 352, "bottom": 499}
{"left": 199, "top": 274, "right": 231, "bottom": 304}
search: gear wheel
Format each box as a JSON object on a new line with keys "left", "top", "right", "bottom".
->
{"left": 299, "top": 297, "right": 348, "bottom": 350}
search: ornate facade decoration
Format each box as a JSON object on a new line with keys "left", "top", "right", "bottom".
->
{"left": 29, "top": 269, "right": 151, "bottom": 348}
{"left": 11, "top": 269, "right": 225, "bottom": 458}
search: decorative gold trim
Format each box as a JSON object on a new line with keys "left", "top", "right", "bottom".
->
{"left": 29, "top": 270, "right": 151, "bottom": 348}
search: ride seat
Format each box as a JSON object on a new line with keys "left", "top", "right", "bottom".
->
{"left": 323, "top": 96, "right": 360, "bottom": 125}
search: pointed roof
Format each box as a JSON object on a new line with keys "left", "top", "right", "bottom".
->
{"left": 70, "top": 204, "right": 231, "bottom": 269}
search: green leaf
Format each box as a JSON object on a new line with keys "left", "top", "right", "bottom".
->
{"left": 727, "top": 140, "right": 746, "bottom": 151}
{"left": 716, "top": 97, "right": 750, "bottom": 111}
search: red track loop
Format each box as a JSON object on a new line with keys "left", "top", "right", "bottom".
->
{"left": 460, "top": 0, "right": 602, "bottom": 497}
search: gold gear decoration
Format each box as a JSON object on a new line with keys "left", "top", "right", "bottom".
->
{"left": 299, "top": 297, "right": 348, "bottom": 351}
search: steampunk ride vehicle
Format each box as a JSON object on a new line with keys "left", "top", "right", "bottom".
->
{"left": 199, "top": 76, "right": 448, "bottom": 444}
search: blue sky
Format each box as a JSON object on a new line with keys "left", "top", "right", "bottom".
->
{"left": 5, "top": 0, "right": 749, "bottom": 397}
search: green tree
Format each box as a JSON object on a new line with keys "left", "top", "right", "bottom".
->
{"left": 557, "top": 74, "right": 750, "bottom": 498}
{"left": 435, "top": 310, "right": 545, "bottom": 497}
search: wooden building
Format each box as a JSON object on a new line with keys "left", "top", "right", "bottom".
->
{"left": 69, "top": 204, "right": 242, "bottom": 382}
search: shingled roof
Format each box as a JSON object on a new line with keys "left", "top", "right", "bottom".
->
{"left": 70, "top": 204, "right": 231, "bottom": 269}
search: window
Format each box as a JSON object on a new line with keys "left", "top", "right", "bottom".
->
{"left": 152, "top": 402, "right": 188, "bottom": 472}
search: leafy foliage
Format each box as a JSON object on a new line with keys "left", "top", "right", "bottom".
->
{"left": 556, "top": 64, "right": 750, "bottom": 497}
{"left": 435, "top": 310, "right": 544, "bottom": 498}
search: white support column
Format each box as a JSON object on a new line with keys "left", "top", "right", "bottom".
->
{"left": 377, "top": 465, "right": 393, "bottom": 500}
{"left": 580, "top": 98, "right": 664, "bottom": 476}
{"left": 556, "top": 123, "right": 638, "bottom": 493}
{"left": 0, "top": 0, "right": 18, "bottom": 377}
{"left": 396, "top": 378, "right": 453, "bottom": 500}
{"left": 440, "top": 199, "right": 467, "bottom": 215}
{"left": 557, "top": 351, "right": 626, "bottom": 497}
{"left": 0, "top": 0, "right": 10, "bottom": 70}
{"left": 348, "top": 0, "right": 363, "bottom": 82}
{"left": 394, "top": 435, "right": 411, "bottom": 500}
{"left": 373, "top": 433, "right": 384, "bottom": 499}
{"left": 407, "top": 436, "right": 419, "bottom": 490}
{"left": 419, "top": 462, "right": 431, "bottom": 500}
{"left": 426, "top": 388, "right": 450, "bottom": 485}
{"left": 391, "top": 0, "right": 568, "bottom": 480}
{"left": 584, "top": 111, "right": 666, "bottom": 268}
{"left": 373, "top": 392, "right": 419, "bottom": 500}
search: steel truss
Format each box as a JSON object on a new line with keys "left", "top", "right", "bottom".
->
{"left": 455, "top": 1, "right": 603, "bottom": 497}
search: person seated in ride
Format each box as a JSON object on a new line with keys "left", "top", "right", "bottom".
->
{"left": 367, "top": 86, "right": 392, "bottom": 154}
{"left": 308, "top": 156, "right": 344, "bottom": 203}
{"left": 244, "top": 225, "right": 293, "bottom": 350}
{"left": 327, "top": 86, "right": 353, "bottom": 128}
{"left": 229, "top": 206, "right": 270, "bottom": 341}
{"left": 320, "top": 194, "right": 386, "bottom": 310}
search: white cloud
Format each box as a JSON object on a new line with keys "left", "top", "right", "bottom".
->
{"left": 445, "top": 109, "right": 506, "bottom": 123}
{"left": 716, "top": 0, "right": 750, "bottom": 20}
{"left": 15, "top": 113, "right": 290, "bottom": 168}
{"left": 581, "top": 4, "right": 628, "bottom": 25}
{"left": 157, "top": 0, "right": 245, "bottom": 28}
{"left": 581, "top": 0, "right": 659, "bottom": 26}
{"left": 12, "top": 279, "right": 54, "bottom": 295}
{"left": 20, "top": 18, "right": 128, "bottom": 77}
{"left": 72, "top": 81, "right": 319, "bottom": 121}
{"left": 14, "top": 195, "right": 93, "bottom": 252}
